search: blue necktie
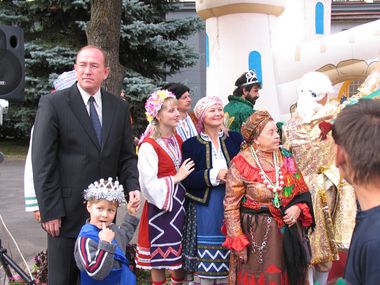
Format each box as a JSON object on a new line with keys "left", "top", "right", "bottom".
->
{"left": 89, "top": 96, "right": 102, "bottom": 144}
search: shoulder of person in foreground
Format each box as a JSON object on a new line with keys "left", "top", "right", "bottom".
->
{"left": 344, "top": 236, "right": 380, "bottom": 285}
{"left": 361, "top": 238, "right": 380, "bottom": 283}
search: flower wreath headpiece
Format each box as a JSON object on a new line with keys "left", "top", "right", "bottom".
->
{"left": 83, "top": 177, "right": 126, "bottom": 205}
{"left": 145, "top": 89, "right": 176, "bottom": 122}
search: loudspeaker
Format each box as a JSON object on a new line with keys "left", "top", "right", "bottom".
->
{"left": 0, "top": 25, "right": 25, "bottom": 101}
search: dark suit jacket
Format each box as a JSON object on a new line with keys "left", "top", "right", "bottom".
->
{"left": 32, "top": 84, "right": 140, "bottom": 238}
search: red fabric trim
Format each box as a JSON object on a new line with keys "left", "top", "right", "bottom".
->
{"left": 296, "top": 203, "right": 313, "bottom": 227}
{"left": 137, "top": 202, "right": 150, "bottom": 250}
{"left": 135, "top": 217, "right": 153, "bottom": 270}
{"left": 151, "top": 244, "right": 183, "bottom": 259}
{"left": 222, "top": 234, "right": 250, "bottom": 251}
{"left": 232, "top": 155, "right": 262, "bottom": 181}
{"left": 238, "top": 266, "right": 288, "bottom": 285}
{"left": 266, "top": 264, "right": 281, "bottom": 273}
{"left": 152, "top": 279, "right": 167, "bottom": 285}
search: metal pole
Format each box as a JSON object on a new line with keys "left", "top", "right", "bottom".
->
{"left": 0, "top": 239, "right": 36, "bottom": 285}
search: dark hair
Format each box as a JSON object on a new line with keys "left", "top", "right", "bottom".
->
{"left": 332, "top": 99, "right": 380, "bottom": 184}
{"left": 161, "top": 82, "right": 190, "bottom": 99}
{"left": 232, "top": 72, "right": 261, "bottom": 97}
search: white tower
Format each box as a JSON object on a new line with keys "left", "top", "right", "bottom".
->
{"left": 196, "top": 0, "right": 379, "bottom": 119}
{"left": 197, "top": 0, "right": 286, "bottom": 118}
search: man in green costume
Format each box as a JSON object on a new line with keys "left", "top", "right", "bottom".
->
{"left": 224, "top": 70, "right": 262, "bottom": 132}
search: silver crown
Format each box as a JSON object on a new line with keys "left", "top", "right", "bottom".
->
{"left": 83, "top": 177, "right": 126, "bottom": 205}
{"left": 241, "top": 70, "right": 259, "bottom": 87}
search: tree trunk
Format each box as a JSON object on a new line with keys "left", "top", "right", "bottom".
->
{"left": 86, "top": 0, "right": 124, "bottom": 97}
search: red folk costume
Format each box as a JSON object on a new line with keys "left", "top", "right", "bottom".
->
{"left": 224, "top": 146, "right": 313, "bottom": 285}
{"left": 136, "top": 134, "right": 186, "bottom": 270}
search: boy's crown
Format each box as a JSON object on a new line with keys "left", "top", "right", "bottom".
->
{"left": 83, "top": 177, "right": 126, "bottom": 205}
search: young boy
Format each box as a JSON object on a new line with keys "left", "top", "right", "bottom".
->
{"left": 332, "top": 99, "right": 380, "bottom": 285}
{"left": 74, "top": 178, "right": 139, "bottom": 285}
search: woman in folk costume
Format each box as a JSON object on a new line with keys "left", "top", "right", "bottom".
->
{"left": 282, "top": 72, "right": 357, "bottom": 285}
{"left": 181, "top": 96, "right": 243, "bottom": 284}
{"left": 135, "top": 90, "right": 195, "bottom": 285}
{"left": 224, "top": 110, "right": 315, "bottom": 285}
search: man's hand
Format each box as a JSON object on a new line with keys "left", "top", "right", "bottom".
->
{"left": 42, "top": 218, "right": 61, "bottom": 237}
{"left": 129, "top": 190, "right": 141, "bottom": 211}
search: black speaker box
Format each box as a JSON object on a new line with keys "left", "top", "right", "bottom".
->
{"left": 0, "top": 25, "right": 25, "bottom": 101}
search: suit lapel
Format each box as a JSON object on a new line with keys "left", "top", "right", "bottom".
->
{"left": 101, "top": 90, "right": 116, "bottom": 150}
{"left": 67, "top": 86, "right": 101, "bottom": 150}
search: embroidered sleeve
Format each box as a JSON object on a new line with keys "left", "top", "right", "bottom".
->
{"left": 138, "top": 143, "right": 175, "bottom": 211}
{"left": 75, "top": 237, "right": 116, "bottom": 280}
{"left": 224, "top": 160, "right": 249, "bottom": 248}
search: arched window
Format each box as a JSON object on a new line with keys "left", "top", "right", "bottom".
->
{"left": 206, "top": 34, "right": 210, "bottom": 67}
{"left": 315, "top": 2, "right": 324, "bottom": 35}
{"left": 248, "top": 51, "right": 263, "bottom": 84}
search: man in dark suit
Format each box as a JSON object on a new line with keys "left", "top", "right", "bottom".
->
{"left": 32, "top": 45, "right": 140, "bottom": 285}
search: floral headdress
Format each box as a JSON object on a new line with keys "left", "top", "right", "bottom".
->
{"left": 83, "top": 177, "right": 126, "bottom": 205}
{"left": 145, "top": 89, "right": 176, "bottom": 122}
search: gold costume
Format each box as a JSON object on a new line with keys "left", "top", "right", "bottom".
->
{"left": 356, "top": 70, "right": 380, "bottom": 98}
{"left": 283, "top": 104, "right": 356, "bottom": 268}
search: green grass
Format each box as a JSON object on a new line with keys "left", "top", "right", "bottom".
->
{"left": 0, "top": 139, "right": 29, "bottom": 159}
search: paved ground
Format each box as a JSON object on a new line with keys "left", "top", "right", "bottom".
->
{"left": 0, "top": 158, "right": 137, "bottom": 283}
{"left": 0, "top": 159, "right": 45, "bottom": 282}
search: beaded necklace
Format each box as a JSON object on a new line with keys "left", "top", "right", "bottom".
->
{"left": 249, "top": 145, "right": 284, "bottom": 208}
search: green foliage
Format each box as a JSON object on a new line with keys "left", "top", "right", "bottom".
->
{"left": 0, "top": 0, "right": 204, "bottom": 138}
{"left": 120, "top": 0, "right": 204, "bottom": 136}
